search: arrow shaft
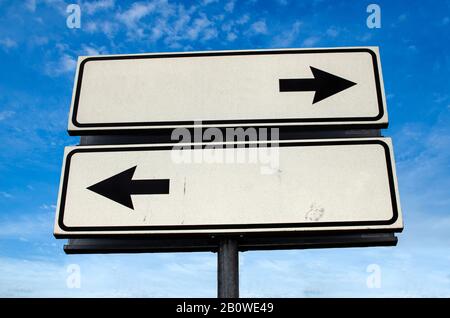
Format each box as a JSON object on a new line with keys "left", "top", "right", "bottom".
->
{"left": 130, "top": 179, "right": 170, "bottom": 195}
{"left": 279, "top": 78, "right": 317, "bottom": 92}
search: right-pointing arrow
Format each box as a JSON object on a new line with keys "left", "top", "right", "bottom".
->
{"left": 279, "top": 66, "right": 357, "bottom": 104}
{"left": 87, "top": 166, "right": 170, "bottom": 210}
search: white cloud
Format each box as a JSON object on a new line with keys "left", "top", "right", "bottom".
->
{"left": 276, "top": 0, "right": 288, "bottom": 5}
{"left": 115, "top": 0, "right": 179, "bottom": 40}
{"left": 392, "top": 113, "right": 450, "bottom": 214}
{"left": 433, "top": 93, "right": 447, "bottom": 104}
{"left": 85, "top": 21, "right": 118, "bottom": 38}
{"left": 59, "top": 54, "right": 77, "bottom": 72}
{"left": 79, "top": 0, "right": 265, "bottom": 47}
{"left": 0, "top": 254, "right": 217, "bottom": 297}
{"left": 239, "top": 239, "right": 450, "bottom": 297}
{"left": 83, "top": 46, "right": 100, "bottom": 55}
{"left": 83, "top": 0, "right": 115, "bottom": 15}
{"left": 0, "top": 211, "right": 53, "bottom": 239}
{"left": 81, "top": 45, "right": 107, "bottom": 56}
{"left": 202, "top": 0, "right": 218, "bottom": 5}
{"left": 273, "top": 21, "right": 301, "bottom": 47}
{"left": 44, "top": 54, "right": 77, "bottom": 77}
{"left": 116, "top": 1, "right": 156, "bottom": 28}
{"left": 357, "top": 32, "right": 372, "bottom": 42}
{"left": 0, "top": 191, "right": 13, "bottom": 198}
{"left": 236, "top": 14, "right": 250, "bottom": 25}
{"left": 0, "top": 258, "right": 67, "bottom": 297}
{"left": 0, "top": 38, "right": 18, "bottom": 50}
{"left": 398, "top": 13, "right": 407, "bottom": 22}
{"left": 30, "top": 36, "right": 49, "bottom": 46}
{"left": 221, "top": 21, "right": 233, "bottom": 32}
{"left": 249, "top": 20, "right": 267, "bottom": 34}
{"left": 40, "top": 204, "right": 57, "bottom": 210}
{"left": 186, "top": 14, "right": 216, "bottom": 41}
{"left": 227, "top": 32, "right": 237, "bottom": 42}
{"left": 302, "top": 35, "right": 320, "bottom": 47}
{"left": 408, "top": 45, "right": 418, "bottom": 53}
{"left": 390, "top": 13, "right": 408, "bottom": 28}
{"left": 202, "top": 27, "right": 218, "bottom": 41}
{"left": 85, "top": 21, "right": 98, "bottom": 33}
{"left": 0, "top": 111, "right": 15, "bottom": 121}
{"left": 25, "top": 0, "right": 36, "bottom": 12}
{"left": 326, "top": 26, "right": 339, "bottom": 38}
{"left": 41, "top": 0, "right": 68, "bottom": 16}
{"left": 224, "top": 0, "right": 235, "bottom": 13}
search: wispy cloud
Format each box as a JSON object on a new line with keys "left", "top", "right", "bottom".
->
{"left": 249, "top": 20, "right": 268, "bottom": 35}
{"left": 276, "top": 0, "right": 289, "bottom": 6}
{"left": 83, "top": 0, "right": 115, "bottom": 15}
{"left": 357, "top": 32, "right": 372, "bottom": 42}
{"left": 85, "top": 20, "right": 118, "bottom": 38}
{"left": 29, "top": 36, "right": 49, "bottom": 47}
{"left": 0, "top": 191, "right": 13, "bottom": 199}
{"left": 302, "top": 35, "right": 320, "bottom": 47}
{"left": 80, "top": 0, "right": 276, "bottom": 48}
{"left": 0, "top": 111, "right": 15, "bottom": 121}
{"left": 24, "top": 0, "right": 36, "bottom": 12}
{"left": 0, "top": 38, "right": 18, "bottom": 50}
{"left": 0, "top": 210, "right": 54, "bottom": 240}
{"left": 44, "top": 54, "right": 76, "bottom": 77}
{"left": 226, "top": 32, "right": 237, "bottom": 42}
{"left": 40, "top": 204, "right": 57, "bottom": 210}
{"left": 202, "top": 0, "right": 219, "bottom": 5}
{"left": 224, "top": 0, "right": 235, "bottom": 13}
{"left": 80, "top": 44, "right": 107, "bottom": 56}
{"left": 116, "top": 1, "right": 157, "bottom": 29}
{"left": 326, "top": 26, "right": 339, "bottom": 38}
{"left": 273, "top": 21, "right": 302, "bottom": 47}
{"left": 0, "top": 254, "right": 217, "bottom": 297}
{"left": 186, "top": 14, "right": 217, "bottom": 41}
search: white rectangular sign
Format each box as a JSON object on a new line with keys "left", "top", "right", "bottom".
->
{"left": 54, "top": 138, "right": 402, "bottom": 237}
{"left": 68, "top": 47, "right": 388, "bottom": 134}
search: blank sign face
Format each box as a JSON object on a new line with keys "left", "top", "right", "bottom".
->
{"left": 54, "top": 138, "right": 402, "bottom": 236}
{"left": 68, "top": 47, "right": 388, "bottom": 134}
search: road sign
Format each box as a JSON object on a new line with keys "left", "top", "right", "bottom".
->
{"left": 68, "top": 47, "right": 388, "bottom": 135}
{"left": 54, "top": 138, "right": 402, "bottom": 237}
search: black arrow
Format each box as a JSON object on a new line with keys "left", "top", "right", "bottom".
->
{"left": 279, "top": 66, "right": 357, "bottom": 104}
{"left": 87, "top": 166, "right": 169, "bottom": 210}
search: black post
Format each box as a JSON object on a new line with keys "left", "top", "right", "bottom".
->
{"left": 217, "top": 238, "right": 239, "bottom": 298}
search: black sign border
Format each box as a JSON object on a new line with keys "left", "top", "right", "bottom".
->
{"left": 70, "top": 48, "right": 386, "bottom": 134}
{"left": 57, "top": 139, "right": 399, "bottom": 234}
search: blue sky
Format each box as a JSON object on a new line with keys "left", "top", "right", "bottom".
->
{"left": 0, "top": 0, "right": 449, "bottom": 297}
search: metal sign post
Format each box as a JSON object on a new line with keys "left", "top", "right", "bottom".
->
{"left": 218, "top": 238, "right": 239, "bottom": 298}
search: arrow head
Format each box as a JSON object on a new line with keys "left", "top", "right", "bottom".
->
{"left": 87, "top": 166, "right": 136, "bottom": 210}
{"left": 310, "top": 66, "right": 356, "bottom": 104}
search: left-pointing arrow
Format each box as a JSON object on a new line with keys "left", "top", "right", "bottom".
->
{"left": 87, "top": 166, "right": 170, "bottom": 210}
